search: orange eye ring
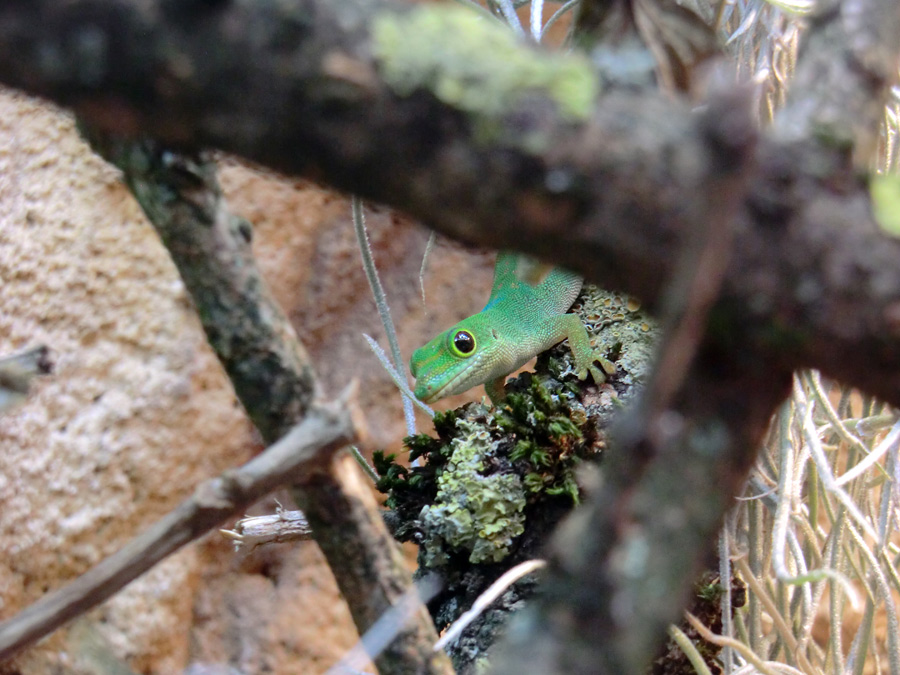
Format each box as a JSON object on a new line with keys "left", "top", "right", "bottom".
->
{"left": 451, "top": 330, "right": 476, "bottom": 357}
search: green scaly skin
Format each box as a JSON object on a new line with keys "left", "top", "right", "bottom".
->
{"left": 411, "top": 252, "right": 612, "bottom": 405}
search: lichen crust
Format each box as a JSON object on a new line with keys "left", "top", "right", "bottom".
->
{"left": 372, "top": 5, "right": 598, "bottom": 129}
{"left": 420, "top": 418, "right": 526, "bottom": 566}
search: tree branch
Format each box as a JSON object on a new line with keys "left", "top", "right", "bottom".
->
{"left": 76, "top": 134, "right": 453, "bottom": 674}
{"left": 490, "top": 0, "right": 900, "bottom": 670}
{"left": 79, "top": 131, "right": 318, "bottom": 440}
{"left": 0, "top": 0, "right": 899, "bottom": 408}
{"left": 493, "top": 352, "right": 793, "bottom": 674}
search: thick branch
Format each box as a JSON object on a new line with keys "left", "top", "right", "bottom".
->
{"left": 81, "top": 131, "right": 318, "bottom": 440}
{"left": 777, "top": 0, "right": 899, "bottom": 153}
{"left": 488, "top": 0, "right": 900, "bottom": 670}
{"left": 493, "top": 355, "right": 792, "bottom": 674}
{"left": 293, "top": 455, "right": 452, "bottom": 675}
{"left": 78, "top": 135, "right": 452, "bottom": 674}
{"left": 0, "top": 0, "right": 899, "bottom": 408}
{"left": 491, "top": 0, "right": 900, "bottom": 669}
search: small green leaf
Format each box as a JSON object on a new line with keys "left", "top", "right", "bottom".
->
{"left": 870, "top": 173, "right": 900, "bottom": 235}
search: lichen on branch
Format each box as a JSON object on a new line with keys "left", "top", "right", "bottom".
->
{"left": 373, "top": 5, "right": 598, "bottom": 132}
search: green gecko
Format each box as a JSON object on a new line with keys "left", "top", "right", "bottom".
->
{"left": 410, "top": 252, "right": 612, "bottom": 404}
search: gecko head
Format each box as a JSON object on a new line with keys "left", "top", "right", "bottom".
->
{"left": 410, "top": 316, "right": 502, "bottom": 403}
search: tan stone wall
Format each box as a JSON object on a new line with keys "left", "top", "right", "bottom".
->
{"left": 0, "top": 88, "right": 490, "bottom": 673}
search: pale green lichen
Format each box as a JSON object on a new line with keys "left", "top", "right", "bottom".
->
{"left": 420, "top": 418, "right": 526, "bottom": 566}
{"left": 372, "top": 5, "right": 598, "bottom": 130}
{"left": 569, "top": 285, "right": 659, "bottom": 398}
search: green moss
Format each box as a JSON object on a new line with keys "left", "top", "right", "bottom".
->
{"left": 433, "top": 408, "right": 462, "bottom": 439}
{"left": 376, "top": 289, "right": 632, "bottom": 569}
{"left": 511, "top": 439, "right": 550, "bottom": 468}
{"left": 403, "top": 432, "right": 442, "bottom": 463}
{"left": 372, "top": 5, "right": 598, "bottom": 143}
{"left": 495, "top": 378, "right": 591, "bottom": 501}
{"left": 373, "top": 282, "right": 656, "bottom": 667}
{"left": 373, "top": 450, "right": 408, "bottom": 496}
{"left": 696, "top": 580, "right": 725, "bottom": 603}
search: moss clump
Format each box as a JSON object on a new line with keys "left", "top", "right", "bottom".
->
{"left": 498, "top": 378, "right": 591, "bottom": 502}
{"left": 376, "top": 284, "right": 654, "bottom": 571}
{"left": 374, "top": 409, "right": 462, "bottom": 543}
{"left": 372, "top": 5, "right": 598, "bottom": 144}
{"left": 373, "top": 283, "right": 655, "bottom": 670}
{"left": 378, "top": 409, "right": 529, "bottom": 566}
{"left": 376, "top": 375, "right": 601, "bottom": 569}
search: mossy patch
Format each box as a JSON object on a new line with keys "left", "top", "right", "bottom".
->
{"left": 499, "top": 378, "right": 591, "bottom": 502}
{"left": 374, "top": 283, "right": 656, "bottom": 668}
{"left": 376, "top": 375, "right": 602, "bottom": 568}
{"left": 376, "top": 284, "right": 655, "bottom": 570}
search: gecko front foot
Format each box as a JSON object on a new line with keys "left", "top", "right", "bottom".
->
{"left": 577, "top": 353, "right": 614, "bottom": 387}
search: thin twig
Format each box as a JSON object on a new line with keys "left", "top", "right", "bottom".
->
{"left": 352, "top": 196, "right": 417, "bottom": 436}
{"left": 496, "top": 0, "right": 526, "bottom": 35}
{"left": 797, "top": 382, "right": 881, "bottom": 544}
{"left": 419, "top": 232, "right": 436, "bottom": 310}
{"left": 351, "top": 445, "right": 380, "bottom": 483}
{"left": 833, "top": 420, "right": 900, "bottom": 487}
{"left": 733, "top": 557, "right": 816, "bottom": 674}
{"left": 844, "top": 521, "right": 900, "bottom": 675}
{"left": 804, "top": 371, "right": 872, "bottom": 466}
{"left": 327, "top": 574, "right": 444, "bottom": 675}
{"left": 529, "top": 0, "right": 545, "bottom": 41}
{"left": 541, "top": 0, "right": 579, "bottom": 39}
{"left": 685, "top": 612, "right": 780, "bottom": 675}
{"left": 719, "top": 528, "right": 734, "bottom": 674}
{"left": 669, "top": 623, "right": 715, "bottom": 675}
{"left": 363, "top": 334, "right": 434, "bottom": 417}
{"left": 434, "top": 560, "right": 546, "bottom": 652}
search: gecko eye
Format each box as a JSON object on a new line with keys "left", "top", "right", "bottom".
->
{"left": 451, "top": 330, "right": 476, "bottom": 357}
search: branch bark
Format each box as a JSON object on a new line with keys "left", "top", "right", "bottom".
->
{"left": 79, "top": 132, "right": 318, "bottom": 440}
{"left": 0, "top": 0, "right": 898, "bottom": 406}
{"left": 493, "top": 353, "right": 792, "bottom": 674}
{"left": 491, "top": 0, "right": 900, "bottom": 670}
